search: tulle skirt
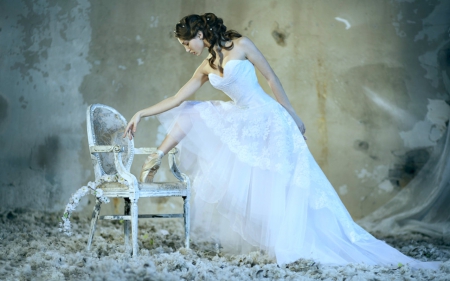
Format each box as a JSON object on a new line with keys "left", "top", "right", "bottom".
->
{"left": 156, "top": 100, "right": 440, "bottom": 270}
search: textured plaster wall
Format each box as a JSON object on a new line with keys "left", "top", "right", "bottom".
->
{"left": 1, "top": 0, "right": 449, "bottom": 220}
{"left": 0, "top": 0, "right": 92, "bottom": 211}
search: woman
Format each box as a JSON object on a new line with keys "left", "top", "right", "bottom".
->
{"left": 124, "top": 13, "right": 439, "bottom": 269}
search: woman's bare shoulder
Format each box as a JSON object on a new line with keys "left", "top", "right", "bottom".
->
{"left": 234, "top": 36, "right": 255, "bottom": 48}
{"left": 233, "top": 37, "right": 259, "bottom": 57}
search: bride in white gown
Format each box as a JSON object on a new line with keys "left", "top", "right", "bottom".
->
{"left": 124, "top": 13, "right": 440, "bottom": 269}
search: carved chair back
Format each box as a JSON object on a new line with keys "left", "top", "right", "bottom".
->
{"left": 87, "top": 104, "right": 134, "bottom": 179}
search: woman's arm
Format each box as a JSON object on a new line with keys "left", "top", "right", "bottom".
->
{"left": 238, "top": 37, "right": 306, "bottom": 137}
{"left": 123, "top": 62, "right": 209, "bottom": 139}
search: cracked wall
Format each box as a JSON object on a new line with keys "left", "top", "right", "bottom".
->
{"left": 1, "top": 0, "right": 449, "bottom": 219}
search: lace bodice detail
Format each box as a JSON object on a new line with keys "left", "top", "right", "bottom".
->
{"left": 199, "top": 59, "right": 307, "bottom": 174}
{"left": 208, "top": 60, "right": 274, "bottom": 108}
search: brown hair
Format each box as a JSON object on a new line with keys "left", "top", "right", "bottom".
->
{"left": 174, "top": 13, "right": 242, "bottom": 73}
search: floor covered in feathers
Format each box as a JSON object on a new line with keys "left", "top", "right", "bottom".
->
{"left": 1, "top": 209, "right": 450, "bottom": 281}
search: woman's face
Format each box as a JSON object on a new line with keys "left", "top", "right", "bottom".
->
{"left": 177, "top": 31, "right": 206, "bottom": 56}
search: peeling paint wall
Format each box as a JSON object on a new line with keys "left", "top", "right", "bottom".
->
{"left": 0, "top": 0, "right": 92, "bottom": 211}
{"left": 1, "top": 0, "right": 449, "bottom": 219}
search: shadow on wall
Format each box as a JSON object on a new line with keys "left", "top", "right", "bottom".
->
{"left": 35, "top": 136, "right": 60, "bottom": 185}
{"left": 438, "top": 42, "right": 450, "bottom": 94}
{"left": 389, "top": 148, "right": 431, "bottom": 188}
{"left": 0, "top": 94, "right": 8, "bottom": 133}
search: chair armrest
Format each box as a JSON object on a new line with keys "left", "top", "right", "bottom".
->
{"left": 133, "top": 147, "right": 157, "bottom": 154}
{"left": 113, "top": 151, "right": 139, "bottom": 194}
{"left": 134, "top": 147, "right": 179, "bottom": 155}
{"left": 90, "top": 145, "right": 124, "bottom": 153}
{"left": 167, "top": 149, "right": 190, "bottom": 194}
{"left": 167, "top": 148, "right": 186, "bottom": 182}
{"left": 134, "top": 147, "right": 178, "bottom": 155}
{"left": 90, "top": 145, "right": 138, "bottom": 192}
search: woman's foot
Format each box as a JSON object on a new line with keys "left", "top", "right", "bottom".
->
{"left": 139, "top": 150, "right": 164, "bottom": 183}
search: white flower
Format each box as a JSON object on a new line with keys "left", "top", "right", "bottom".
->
{"left": 87, "top": 181, "right": 96, "bottom": 189}
{"left": 79, "top": 187, "right": 90, "bottom": 196}
{"left": 60, "top": 173, "right": 120, "bottom": 236}
{"left": 73, "top": 193, "right": 81, "bottom": 202}
{"left": 95, "top": 189, "right": 104, "bottom": 197}
{"left": 66, "top": 204, "right": 75, "bottom": 212}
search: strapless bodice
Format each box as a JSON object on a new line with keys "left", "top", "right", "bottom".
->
{"left": 208, "top": 59, "right": 274, "bottom": 107}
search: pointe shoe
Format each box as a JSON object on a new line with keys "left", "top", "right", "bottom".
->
{"left": 139, "top": 150, "right": 164, "bottom": 183}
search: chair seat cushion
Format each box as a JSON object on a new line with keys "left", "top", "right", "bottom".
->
{"left": 97, "top": 181, "right": 186, "bottom": 190}
{"left": 139, "top": 181, "right": 186, "bottom": 190}
{"left": 97, "top": 182, "right": 128, "bottom": 191}
{"left": 97, "top": 181, "right": 187, "bottom": 197}
{"left": 139, "top": 181, "right": 188, "bottom": 197}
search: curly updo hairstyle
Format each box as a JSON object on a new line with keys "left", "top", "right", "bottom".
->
{"left": 174, "top": 13, "right": 242, "bottom": 73}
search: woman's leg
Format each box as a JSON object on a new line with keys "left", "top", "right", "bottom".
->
{"left": 140, "top": 128, "right": 182, "bottom": 183}
{"left": 157, "top": 122, "right": 189, "bottom": 155}
{"left": 141, "top": 115, "right": 192, "bottom": 182}
{"left": 157, "top": 133, "right": 180, "bottom": 155}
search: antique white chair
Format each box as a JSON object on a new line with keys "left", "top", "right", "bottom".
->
{"left": 86, "top": 103, "right": 190, "bottom": 257}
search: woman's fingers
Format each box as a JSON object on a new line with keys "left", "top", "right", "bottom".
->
{"left": 123, "top": 112, "right": 142, "bottom": 140}
{"left": 123, "top": 123, "right": 132, "bottom": 138}
{"left": 131, "top": 123, "right": 138, "bottom": 139}
{"left": 128, "top": 127, "right": 135, "bottom": 140}
{"left": 123, "top": 125, "right": 130, "bottom": 138}
{"left": 123, "top": 122, "right": 136, "bottom": 140}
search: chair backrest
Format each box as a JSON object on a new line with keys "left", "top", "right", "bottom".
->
{"left": 87, "top": 104, "right": 134, "bottom": 178}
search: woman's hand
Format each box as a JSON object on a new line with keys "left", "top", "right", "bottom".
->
{"left": 121, "top": 63, "right": 208, "bottom": 140}
{"left": 123, "top": 111, "right": 142, "bottom": 140}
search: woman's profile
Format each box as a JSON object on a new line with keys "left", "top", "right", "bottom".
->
{"left": 124, "top": 12, "right": 439, "bottom": 269}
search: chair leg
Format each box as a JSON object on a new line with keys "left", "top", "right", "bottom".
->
{"left": 131, "top": 199, "right": 139, "bottom": 257}
{"left": 87, "top": 199, "right": 102, "bottom": 251}
{"left": 124, "top": 198, "right": 131, "bottom": 249}
{"left": 183, "top": 196, "right": 190, "bottom": 249}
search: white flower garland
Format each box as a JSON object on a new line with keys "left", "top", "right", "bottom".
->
{"left": 59, "top": 174, "right": 128, "bottom": 236}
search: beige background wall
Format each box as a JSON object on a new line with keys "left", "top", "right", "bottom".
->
{"left": 1, "top": 0, "right": 449, "bottom": 220}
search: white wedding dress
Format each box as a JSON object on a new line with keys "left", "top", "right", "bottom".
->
{"left": 157, "top": 59, "right": 439, "bottom": 269}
